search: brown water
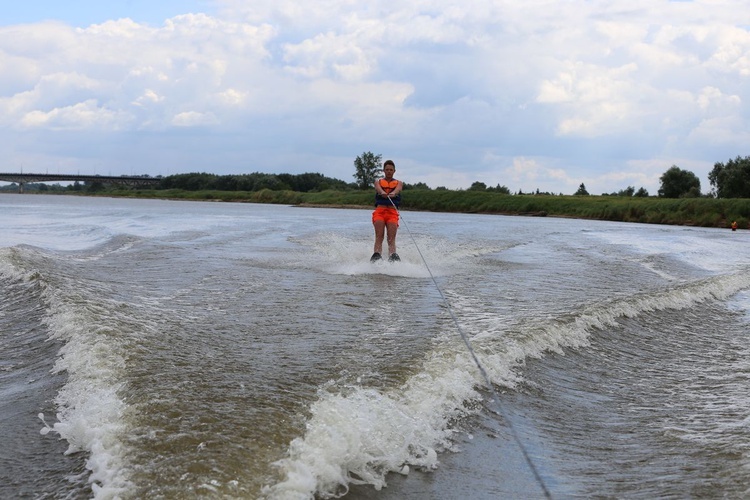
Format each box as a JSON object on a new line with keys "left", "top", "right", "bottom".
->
{"left": 2, "top": 194, "right": 750, "bottom": 499}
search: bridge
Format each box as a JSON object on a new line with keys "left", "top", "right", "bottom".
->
{"left": 0, "top": 173, "right": 161, "bottom": 193}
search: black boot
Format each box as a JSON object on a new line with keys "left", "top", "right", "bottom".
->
{"left": 388, "top": 253, "right": 400, "bottom": 262}
{"left": 370, "top": 252, "right": 382, "bottom": 262}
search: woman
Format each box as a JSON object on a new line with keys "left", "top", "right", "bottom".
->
{"left": 370, "top": 159, "right": 403, "bottom": 262}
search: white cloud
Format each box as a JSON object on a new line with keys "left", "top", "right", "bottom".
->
{"left": 215, "top": 88, "right": 247, "bottom": 106}
{"left": 132, "top": 89, "right": 164, "bottom": 107}
{"left": 1, "top": 0, "right": 749, "bottom": 194}
{"left": 282, "top": 32, "right": 374, "bottom": 81}
{"left": 504, "top": 157, "right": 542, "bottom": 183}
{"left": 696, "top": 86, "right": 741, "bottom": 111}
{"left": 688, "top": 115, "right": 749, "bottom": 146}
{"left": 537, "top": 62, "right": 641, "bottom": 137}
{"left": 20, "top": 99, "right": 132, "bottom": 130}
{"left": 171, "top": 110, "right": 218, "bottom": 127}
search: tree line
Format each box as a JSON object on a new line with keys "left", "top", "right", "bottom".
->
{"left": 354, "top": 151, "right": 750, "bottom": 199}
{"left": 3, "top": 153, "right": 750, "bottom": 199}
{"left": 159, "top": 172, "right": 352, "bottom": 192}
{"left": 0, "top": 172, "right": 356, "bottom": 194}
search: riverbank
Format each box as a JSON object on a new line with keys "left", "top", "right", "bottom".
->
{"left": 11, "top": 188, "right": 750, "bottom": 229}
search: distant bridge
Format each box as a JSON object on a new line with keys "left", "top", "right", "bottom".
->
{"left": 0, "top": 173, "right": 161, "bottom": 192}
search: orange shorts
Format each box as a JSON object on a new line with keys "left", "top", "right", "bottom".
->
{"left": 372, "top": 205, "right": 399, "bottom": 226}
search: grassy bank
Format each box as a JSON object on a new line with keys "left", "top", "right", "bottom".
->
{"left": 103, "top": 188, "right": 750, "bottom": 228}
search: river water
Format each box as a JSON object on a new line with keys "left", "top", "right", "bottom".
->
{"left": 2, "top": 193, "right": 750, "bottom": 499}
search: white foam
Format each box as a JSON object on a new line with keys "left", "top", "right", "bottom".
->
{"left": 39, "top": 284, "right": 133, "bottom": 498}
{"left": 470, "top": 270, "right": 750, "bottom": 362}
{"left": 590, "top": 226, "right": 748, "bottom": 273}
{"left": 263, "top": 352, "right": 491, "bottom": 499}
{"left": 266, "top": 270, "right": 750, "bottom": 499}
{"left": 728, "top": 290, "right": 750, "bottom": 323}
{"left": 297, "top": 232, "right": 508, "bottom": 278}
{"left": 2, "top": 242, "right": 145, "bottom": 498}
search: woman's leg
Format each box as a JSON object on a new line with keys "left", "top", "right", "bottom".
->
{"left": 373, "top": 219, "right": 386, "bottom": 254}
{"left": 386, "top": 222, "right": 398, "bottom": 255}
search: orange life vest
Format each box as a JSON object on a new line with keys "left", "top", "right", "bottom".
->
{"left": 375, "top": 178, "right": 401, "bottom": 207}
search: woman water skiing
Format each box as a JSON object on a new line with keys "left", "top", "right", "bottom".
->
{"left": 370, "top": 159, "right": 403, "bottom": 262}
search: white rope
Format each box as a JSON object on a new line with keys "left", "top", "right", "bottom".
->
{"left": 385, "top": 196, "right": 552, "bottom": 499}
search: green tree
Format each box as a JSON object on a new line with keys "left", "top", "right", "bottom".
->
{"left": 708, "top": 155, "right": 750, "bottom": 198}
{"left": 253, "top": 174, "right": 288, "bottom": 191}
{"left": 634, "top": 187, "right": 649, "bottom": 197}
{"left": 353, "top": 151, "right": 382, "bottom": 189}
{"left": 574, "top": 183, "right": 589, "bottom": 196}
{"left": 468, "top": 181, "right": 488, "bottom": 191}
{"left": 161, "top": 172, "right": 218, "bottom": 190}
{"left": 488, "top": 184, "right": 511, "bottom": 194}
{"left": 658, "top": 165, "right": 700, "bottom": 198}
{"left": 214, "top": 175, "right": 239, "bottom": 191}
{"left": 86, "top": 181, "right": 105, "bottom": 192}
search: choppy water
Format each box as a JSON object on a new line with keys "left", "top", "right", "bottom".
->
{"left": 2, "top": 193, "right": 750, "bottom": 499}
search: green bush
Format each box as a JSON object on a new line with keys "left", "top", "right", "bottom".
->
{"left": 89, "top": 187, "right": 750, "bottom": 228}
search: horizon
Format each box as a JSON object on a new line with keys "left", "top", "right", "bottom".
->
{"left": 0, "top": 166, "right": 710, "bottom": 196}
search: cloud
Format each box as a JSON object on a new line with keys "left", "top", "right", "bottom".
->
{"left": 19, "top": 99, "right": 132, "bottom": 130}
{"left": 171, "top": 110, "right": 218, "bottom": 126}
{"left": 132, "top": 89, "right": 164, "bottom": 107}
{"left": 1, "top": 1, "right": 749, "bottom": 195}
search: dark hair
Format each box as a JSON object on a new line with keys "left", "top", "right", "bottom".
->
{"left": 384, "top": 160, "right": 395, "bottom": 167}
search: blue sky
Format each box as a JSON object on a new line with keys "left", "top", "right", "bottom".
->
{"left": 2, "top": 1, "right": 215, "bottom": 27}
{"left": 1, "top": 1, "right": 749, "bottom": 195}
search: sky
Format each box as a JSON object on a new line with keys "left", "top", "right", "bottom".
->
{"left": 1, "top": 1, "right": 749, "bottom": 195}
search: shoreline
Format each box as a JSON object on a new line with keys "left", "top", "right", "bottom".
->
{"left": 2, "top": 190, "right": 746, "bottom": 229}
